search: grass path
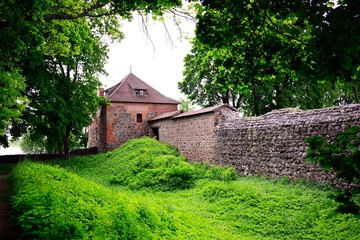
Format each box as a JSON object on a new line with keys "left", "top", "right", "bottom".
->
{"left": 0, "top": 172, "right": 18, "bottom": 240}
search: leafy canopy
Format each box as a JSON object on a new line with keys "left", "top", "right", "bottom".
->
{"left": 180, "top": 0, "right": 360, "bottom": 116}
{"left": 0, "top": 0, "right": 182, "bottom": 151}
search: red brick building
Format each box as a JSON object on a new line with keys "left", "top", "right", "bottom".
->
{"left": 88, "top": 73, "right": 179, "bottom": 151}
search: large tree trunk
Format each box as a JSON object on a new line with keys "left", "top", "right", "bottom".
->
{"left": 352, "top": 84, "right": 359, "bottom": 103}
{"left": 63, "top": 126, "right": 71, "bottom": 160}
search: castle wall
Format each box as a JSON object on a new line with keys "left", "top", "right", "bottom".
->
{"left": 87, "top": 105, "right": 106, "bottom": 149}
{"left": 215, "top": 105, "right": 360, "bottom": 186}
{"left": 150, "top": 106, "right": 238, "bottom": 163}
{"left": 150, "top": 112, "right": 217, "bottom": 163}
{"left": 90, "top": 100, "right": 360, "bottom": 187}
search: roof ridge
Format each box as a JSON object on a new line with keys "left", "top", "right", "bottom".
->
{"left": 173, "top": 104, "right": 236, "bottom": 119}
{"left": 105, "top": 73, "right": 131, "bottom": 97}
{"left": 104, "top": 73, "right": 179, "bottom": 105}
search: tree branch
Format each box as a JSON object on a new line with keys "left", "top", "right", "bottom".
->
{"left": 43, "top": 1, "right": 111, "bottom": 20}
{"left": 0, "top": 20, "right": 8, "bottom": 28}
{"left": 165, "top": 8, "right": 196, "bottom": 22}
{"left": 74, "top": 60, "right": 79, "bottom": 82}
{"left": 0, "top": 1, "right": 111, "bottom": 28}
{"left": 261, "top": 0, "right": 271, "bottom": 30}
{"left": 137, "top": 11, "right": 156, "bottom": 54}
{"left": 265, "top": 12, "right": 310, "bottom": 46}
{"left": 58, "top": 60, "right": 66, "bottom": 77}
{"left": 162, "top": 21, "right": 175, "bottom": 48}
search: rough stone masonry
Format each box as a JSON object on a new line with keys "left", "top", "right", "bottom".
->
{"left": 214, "top": 104, "right": 360, "bottom": 188}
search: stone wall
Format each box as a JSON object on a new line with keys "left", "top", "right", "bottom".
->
{"left": 150, "top": 105, "right": 238, "bottom": 163}
{"left": 215, "top": 105, "right": 360, "bottom": 186}
{"left": 151, "top": 113, "right": 217, "bottom": 163}
{"left": 106, "top": 104, "right": 139, "bottom": 150}
{"left": 87, "top": 105, "right": 106, "bottom": 150}
{"left": 90, "top": 101, "right": 360, "bottom": 187}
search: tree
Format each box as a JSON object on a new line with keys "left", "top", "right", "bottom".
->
{"left": 0, "top": 0, "right": 183, "bottom": 155}
{"left": 10, "top": 18, "right": 110, "bottom": 158}
{"left": 0, "top": 70, "right": 27, "bottom": 146}
{"left": 180, "top": 0, "right": 360, "bottom": 116}
{"left": 308, "top": 1, "right": 360, "bottom": 103}
{"left": 20, "top": 130, "right": 88, "bottom": 154}
{"left": 179, "top": 97, "right": 195, "bottom": 112}
{"left": 179, "top": 39, "right": 243, "bottom": 110}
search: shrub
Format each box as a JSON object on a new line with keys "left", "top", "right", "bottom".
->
{"left": 305, "top": 126, "right": 360, "bottom": 214}
{"left": 105, "top": 137, "right": 239, "bottom": 191}
{"left": 10, "top": 161, "right": 175, "bottom": 239}
{"left": 205, "top": 165, "right": 239, "bottom": 181}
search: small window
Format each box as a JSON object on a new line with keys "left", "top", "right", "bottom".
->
{"left": 135, "top": 89, "right": 146, "bottom": 96}
{"left": 136, "top": 113, "right": 143, "bottom": 123}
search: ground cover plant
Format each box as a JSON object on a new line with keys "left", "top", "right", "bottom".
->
{"left": 9, "top": 137, "right": 360, "bottom": 239}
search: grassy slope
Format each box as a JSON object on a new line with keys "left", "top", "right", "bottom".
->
{"left": 10, "top": 137, "right": 360, "bottom": 239}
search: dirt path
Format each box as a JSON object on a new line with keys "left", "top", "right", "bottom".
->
{"left": 0, "top": 173, "right": 19, "bottom": 240}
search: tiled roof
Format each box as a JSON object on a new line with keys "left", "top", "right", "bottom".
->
{"left": 173, "top": 104, "right": 237, "bottom": 119}
{"left": 104, "top": 73, "right": 179, "bottom": 105}
{"left": 149, "top": 110, "right": 182, "bottom": 121}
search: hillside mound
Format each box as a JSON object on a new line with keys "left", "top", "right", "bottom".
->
{"left": 57, "top": 137, "right": 238, "bottom": 191}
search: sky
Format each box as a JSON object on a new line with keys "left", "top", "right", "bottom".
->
{"left": 100, "top": 13, "right": 195, "bottom": 101}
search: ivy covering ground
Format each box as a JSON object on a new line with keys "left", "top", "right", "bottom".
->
{"left": 9, "top": 137, "right": 360, "bottom": 239}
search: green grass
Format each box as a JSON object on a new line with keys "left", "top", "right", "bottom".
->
{"left": 9, "top": 137, "right": 360, "bottom": 239}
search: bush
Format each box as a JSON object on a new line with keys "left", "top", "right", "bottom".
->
{"left": 10, "top": 161, "right": 175, "bottom": 239}
{"left": 204, "top": 165, "right": 239, "bottom": 181}
{"left": 105, "top": 137, "right": 239, "bottom": 191}
{"left": 305, "top": 126, "right": 360, "bottom": 214}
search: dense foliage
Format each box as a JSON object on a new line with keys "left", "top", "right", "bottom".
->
{"left": 305, "top": 126, "right": 360, "bottom": 213}
{"left": 9, "top": 137, "right": 360, "bottom": 239}
{"left": 180, "top": 0, "right": 360, "bottom": 116}
{"left": 0, "top": 70, "right": 26, "bottom": 147}
{"left": 53, "top": 137, "right": 238, "bottom": 190}
{"left": 11, "top": 17, "right": 110, "bottom": 157}
{"left": 10, "top": 161, "right": 177, "bottom": 239}
{"left": 0, "top": 0, "right": 182, "bottom": 156}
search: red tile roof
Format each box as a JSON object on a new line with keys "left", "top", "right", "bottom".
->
{"left": 149, "top": 110, "right": 182, "bottom": 121}
{"left": 104, "top": 73, "right": 179, "bottom": 105}
{"left": 172, "top": 104, "right": 236, "bottom": 119}
{"left": 149, "top": 104, "right": 237, "bottom": 121}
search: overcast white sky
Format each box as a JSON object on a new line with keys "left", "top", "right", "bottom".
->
{"left": 100, "top": 13, "right": 195, "bottom": 101}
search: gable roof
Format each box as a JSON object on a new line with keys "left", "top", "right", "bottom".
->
{"left": 149, "top": 104, "right": 237, "bottom": 122}
{"left": 149, "top": 110, "right": 182, "bottom": 121}
{"left": 104, "top": 73, "right": 179, "bottom": 105}
{"left": 173, "top": 104, "right": 237, "bottom": 119}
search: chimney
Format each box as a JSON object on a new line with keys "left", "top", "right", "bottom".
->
{"left": 99, "top": 88, "right": 104, "bottom": 96}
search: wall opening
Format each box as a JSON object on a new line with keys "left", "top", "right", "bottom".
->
{"left": 152, "top": 127, "right": 159, "bottom": 140}
{"left": 135, "top": 89, "right": 147, "bottom": 96}
{"left": 136, "top": 113, "right": 143, "bottom": 123}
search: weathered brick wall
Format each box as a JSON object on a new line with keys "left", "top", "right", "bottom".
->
{"left": 151, "top": 107, "right": 238, "bottom": 163}
{"left": 152, "top": 112, "right": 217, "bottom": 163}
{"left": 88, "top": 102, "right": 178, "bottom": 151}
{"left": 215, "top": 105, "right": 360, "bottom": 186}
{"left": 105, "top": 104, "right": 139, "bottom": 150}
{"left": 88, "top": 105, "right": 106, "bottom": 149}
